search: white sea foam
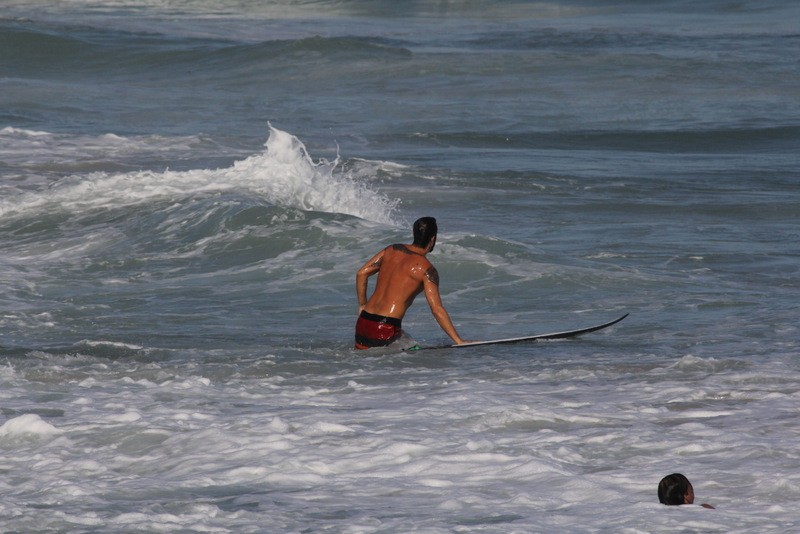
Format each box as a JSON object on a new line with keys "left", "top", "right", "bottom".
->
{"left": 1, "top": 346, "right": 798, "bottom": 532}
{"left": 0, "top": 413, "right": 61, "bottom": 438}
{"left": 77, "top": 340, "right": 146, "bottom": 350}
{"left": 0, "top": 127, "right": 204, "bottom": 169}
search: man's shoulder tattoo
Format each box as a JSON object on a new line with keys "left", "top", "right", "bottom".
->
{"left": 425, "top": 266, "right": 440, "bottom": 286}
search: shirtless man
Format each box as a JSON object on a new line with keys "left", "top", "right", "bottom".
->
{"left": 354, "top": 217, "right": 467, "bottom": 350}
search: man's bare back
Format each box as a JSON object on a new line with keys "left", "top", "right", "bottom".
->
{"left": 354, "top": 217, "right": 466, "bottom": 349}
{"left": 359, "top": 244, "right": 433, "bottom": 319}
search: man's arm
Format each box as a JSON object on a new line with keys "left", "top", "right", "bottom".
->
{"left": 422, "top": 266, "right": 465, "bottom": 345}
{"left": 356, "top": 248, "right": 385, "bottom": 313}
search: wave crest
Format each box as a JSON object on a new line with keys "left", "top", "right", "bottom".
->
{"left": 0, "top": 125, "right": 398, "bottom": 225}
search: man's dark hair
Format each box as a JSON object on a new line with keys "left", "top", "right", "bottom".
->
{"left": 412, "top": 217, "right": 438, "bottom": 250}
{"left": 658, "top": 473, "right": 691, "bottom": 505}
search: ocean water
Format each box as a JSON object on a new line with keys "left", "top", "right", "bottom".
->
{"left": 1, "top": 0, "right": 799, "bottom": 532}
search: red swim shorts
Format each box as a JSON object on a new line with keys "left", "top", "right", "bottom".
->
{"left": 355, "top": 311, "right": 402, "bottom": 349}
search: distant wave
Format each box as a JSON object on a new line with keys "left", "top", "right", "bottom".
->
{"left": 409, "top": 125, "right": 800, "bottom": 153}
{"left": 0, "top": 21, "right": 411, "bottom": 78}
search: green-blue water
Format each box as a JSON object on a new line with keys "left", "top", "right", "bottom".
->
{"left": 1, "top": 1, "right": 798, "bottom": 531}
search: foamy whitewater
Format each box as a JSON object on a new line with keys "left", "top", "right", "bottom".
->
{"left": 1, "top": 1, "right": 799, "bottom": 532}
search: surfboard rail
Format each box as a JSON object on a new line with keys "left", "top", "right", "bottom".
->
{"left": 407, "top": 313, "right": 629, "bottom": 351}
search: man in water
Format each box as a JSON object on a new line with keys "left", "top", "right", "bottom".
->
{"left": 354, "top": 217, "right": 467, "bottom": 350}
{"left": 658, "top": 473, "right": 715, "bottom": 509}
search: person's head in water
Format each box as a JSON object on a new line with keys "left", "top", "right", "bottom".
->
{"left": 413, "top": 217, "right": 438, "bottom": 252}
{"left": 658, "top": 473, "right": 694, "bottom": 505}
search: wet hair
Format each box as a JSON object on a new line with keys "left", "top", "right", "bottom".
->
{"left": 412, "top": 217, "right": 438, "bottom": 250}
{"left": 658, "top": 473, "right": 692, "bottom": 505}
